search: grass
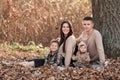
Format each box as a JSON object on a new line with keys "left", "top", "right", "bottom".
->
{"left": 0, "top": 41, "right": 49, "bottom": 58}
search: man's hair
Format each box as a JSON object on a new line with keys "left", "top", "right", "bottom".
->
{"left": 83, "top": 16, "right": 94, "bottom": 22}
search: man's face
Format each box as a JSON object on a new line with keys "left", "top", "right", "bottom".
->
{"left": 82, "top": 20, "right": 94, "bottom": 32}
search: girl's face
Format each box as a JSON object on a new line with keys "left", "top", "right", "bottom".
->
{"left": 50, "top": 42, "right": 59, "bottom": 52}
{"left": 80, "top": 45, "right": 87, "bottom": 53}
{"left": 62, "top": 23, "right": 70, "bottom": 36}
{"left": 82, "top": 20, "right": 94, "bottom": 32}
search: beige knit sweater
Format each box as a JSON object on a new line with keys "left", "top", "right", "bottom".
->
{"left": 58, "top": 35, "right": 76, "bottom": 67}
{"left": 77, "top": 29, "right": 105, "bottom": 64}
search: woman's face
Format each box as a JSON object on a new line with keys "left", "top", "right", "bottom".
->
{"left": 62, "top": 23, "right": 70, "bottom": 36}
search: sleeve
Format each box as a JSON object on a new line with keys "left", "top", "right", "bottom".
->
{"left": 95, "top": 31, "right": 105, "bottom": 64}
{"left": 84, "top": 52, "right": 90, "bottom": 63}
{"left": 57, "top": 53, "right": 63, "bottom": 66}
{"left": 44, "top": 53, "right": 49, "bottom": 65}
{"left": 76, "top": 34, "right": 82, "bottom": 43}
{"left": 76, "top": 32, "right": 84, "bottom": 43}
{"left": 65, "top": 36, "right": 76, "bottom": 67}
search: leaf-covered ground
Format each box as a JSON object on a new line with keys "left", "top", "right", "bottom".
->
{"left": 0, "top": 51, "right": 120, "bottom": 80}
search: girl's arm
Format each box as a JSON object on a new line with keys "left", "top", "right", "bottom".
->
{"left": 84, "top": 52, "right": 90, "bottom": 63}
{"left": 72, "top": 52, "right": 79, "bottom": 60}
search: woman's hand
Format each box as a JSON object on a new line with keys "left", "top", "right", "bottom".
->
{"left": 72, "top": 55, "right": 77, "bottom": 60}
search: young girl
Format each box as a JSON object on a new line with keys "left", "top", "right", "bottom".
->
{"left": 72, "top": 41, "right": 90, "bottom": 68}
{"left": 19, "top": 39, "right": 63, "bottom": 67}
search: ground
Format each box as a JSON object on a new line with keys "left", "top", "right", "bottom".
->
{"left": 0, "top": 51, "right": 120, "bottom": 80}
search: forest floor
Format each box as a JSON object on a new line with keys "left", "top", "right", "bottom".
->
{"left": 0, "top": 50, "right": 120, "bottom": 80}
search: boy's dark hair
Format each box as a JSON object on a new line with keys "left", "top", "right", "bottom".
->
{"left": 83, "top": 16, "right": 94, "bottom": 22}
{"left": 50, "top": 39, "right": 59, "bottom": 45}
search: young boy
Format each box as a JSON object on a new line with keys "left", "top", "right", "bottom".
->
{"left": 19, "top": 39, "right": 63, "bottom": 67}
{"left": 44, "top": 39, "right": 63, "bottom": 66}
{"left": 72, "top": 41, "right": 90, "bottom": 68}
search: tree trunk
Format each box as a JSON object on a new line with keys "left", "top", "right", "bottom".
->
{"left": 92, "top": 0, "right": 120, "bottom": 58}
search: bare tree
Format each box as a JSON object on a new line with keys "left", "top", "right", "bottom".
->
{"left": 92, "top": 0, "right": 120, "bottom": 58}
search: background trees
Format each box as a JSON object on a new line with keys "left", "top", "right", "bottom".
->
{"left": 0, "top": 0, "right": 91, "bottom": 45}
{"left": 92, "top": 0, "right": 120, "bottom": 58}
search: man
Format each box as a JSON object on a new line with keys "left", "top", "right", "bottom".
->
{"left": 76, "top": 16, "right": 105, "bottom": 68}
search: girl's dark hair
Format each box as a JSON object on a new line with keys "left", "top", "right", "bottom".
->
{"left": 59, "top": 21, "right": 73, "bottom": 53}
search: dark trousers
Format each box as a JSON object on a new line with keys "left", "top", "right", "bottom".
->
{"left": 27, "top": 59, "right": 45, "bottom": 67}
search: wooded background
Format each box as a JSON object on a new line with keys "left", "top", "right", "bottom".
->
{"left": 0, "top": 0, "right": 120, "bottom": 58}
{"left": 0, "top": 0, "right": 91, "bottom": 45}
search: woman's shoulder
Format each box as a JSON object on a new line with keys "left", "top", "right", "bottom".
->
{"left": 65, "top": 35, "right": 76, "bottom": 45}
{"left": 68, "top": 35, "right": 76, "bottom": 40}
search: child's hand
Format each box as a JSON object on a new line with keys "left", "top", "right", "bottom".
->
{"left": 72, "top": 55, "right": 77, "bottom": 60}
{"left": 59, "top": 53, "right": 64, "bottom": 57}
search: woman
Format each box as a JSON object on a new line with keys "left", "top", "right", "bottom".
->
{"left": 58, "top": 21, "right": 76, "bottom": 67}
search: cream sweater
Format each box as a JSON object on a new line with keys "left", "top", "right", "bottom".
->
{"left": 77, "top": 29, "right": 105, "bottom": 64}
{"left": 58, "top": 35, "right": 76, "bottom": 67}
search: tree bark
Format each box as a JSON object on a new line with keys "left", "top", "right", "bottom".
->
{"left": 92, "top": 0, "right": 120, "bottom": 58}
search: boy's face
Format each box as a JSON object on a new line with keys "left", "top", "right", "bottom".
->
{"left": 82, "top": 20, "right": 94, "bottom": 32}
{"left": 80, "top": 45, "right": 87, "bottom": 53}
{"left": 50, "top": 42, "right": 59, "bottom": 52}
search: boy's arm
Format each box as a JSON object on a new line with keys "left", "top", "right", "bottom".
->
{"left": 57, "top": 53, "right": 63, "bottom": 66}
{"left": 44, "top": 53, "right": 49, "bottom": 66}
{"left": 59, "top": 53, "right": 65, "bottom": 57}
